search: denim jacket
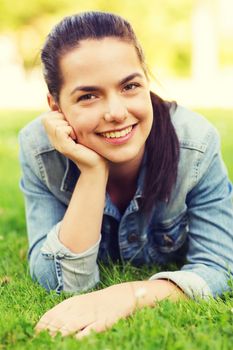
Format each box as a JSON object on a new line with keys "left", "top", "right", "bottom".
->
{"left": 19, "top": 105, "right": 233, "bottom": 298}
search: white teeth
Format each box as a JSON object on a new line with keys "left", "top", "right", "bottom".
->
{"left": 100, "top": 126, "right": 133, "bottom": 138}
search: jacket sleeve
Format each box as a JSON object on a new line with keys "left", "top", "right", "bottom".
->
{"left": 18, "top": 127, "right": 100, "bottom": 293}
{"left": 150, "top": 127, "right": 233, "bottom": 299}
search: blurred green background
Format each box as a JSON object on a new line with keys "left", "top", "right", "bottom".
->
{"left": 0, "top": 0, "right": 194, "bottom": 74}
{"left": 0, "top": 3, "right": 232, "bottom": 348}
{"left": 0, "top": 0, "right": 232, "bottom": 109}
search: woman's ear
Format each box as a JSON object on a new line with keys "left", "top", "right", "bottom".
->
{"left": 47, "top": 93, "right": 60, "bottom": 111}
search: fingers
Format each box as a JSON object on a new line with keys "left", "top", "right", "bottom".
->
{"left": 69, "top": 127, "right": 77, "bottom": 140}
{"left": 43, "top": 116, "right": 71, "bottom": 138}
{"left": 54, "top": 125, "right": 74, "bottom": 141}
{"left": 42, "top": 110, "right": 66, "bottom": 122}
{"left": 42, "top": 111, "right": 76, "bottom": 140}
{"left": 75, "top": 320, "right": 111, "bottom": 340}
{"left": 36, "top": 320, "right": 75, "bottom": 338}
{"left": 41, "top": 110, "right": 106, "bottom": 170}
{"left": 75, "top": 311, "right": 117, "bottom": 340}
{"left": 35, "top": 307, "right": 65, "bottom": 335}
{"left": 35, "top": 302, "right": 117, "bottom": 340}
{"left": 35, "top": 320, "right": 60, "bottom": 337}
{"left": 35, "top": 319, "right": 109, "bottom": 339}
{"left": 35, "top": 311, "right": 96, "bottom": 338}
{"left": 41, "top": 111, "right": 78, "bottom": 157}
{"left": 42, "top": 111, "right": 66, "bottom": 133}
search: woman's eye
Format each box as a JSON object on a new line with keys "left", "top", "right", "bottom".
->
{"left": 123, "top": 83, "right": 140, "bottom": 91}
{"left": 78, "top": 94, "right": 96, "bottom": 102}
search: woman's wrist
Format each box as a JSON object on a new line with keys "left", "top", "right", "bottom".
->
{"left": 78, "top": 164, "right": 109, "bottom": 185}
{"left": 76, "top": 160, "right": 109, "bottom": 179}
{"left": 129, "top": 280, "right": 186, "bottom": 310}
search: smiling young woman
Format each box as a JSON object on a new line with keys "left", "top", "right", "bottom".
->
{"left": 56, "top": 38, "right": 153, "bottom": 166}
{"left": 19, "top": 11, "right": 233, "bottom": 339}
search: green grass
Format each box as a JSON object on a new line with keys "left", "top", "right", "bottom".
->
{"left": 0, "top": 108, "right": 233, "bottom": 350}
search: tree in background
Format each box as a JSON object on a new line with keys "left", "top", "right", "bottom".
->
{"left": 0, "top": 0, "right": 193, "bottom": 76}
{"left": 0, "top": 0, "right": 232, "bottom": 78}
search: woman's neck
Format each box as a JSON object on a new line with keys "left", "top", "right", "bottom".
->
{"left": 105, "top": 146, "right": 145, "bottom": 214}
{"left": 107, "top": 147, "right": 145, "bottom": 189}
{"left": 106, "top": 159, "right": 141, "bottom": 214}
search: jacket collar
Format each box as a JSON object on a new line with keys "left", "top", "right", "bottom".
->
{"left": 60, "top": 150, "right": 147, "bottom": 216}
{"left": 60, "top": 158, "right": 80, "bottom": 194}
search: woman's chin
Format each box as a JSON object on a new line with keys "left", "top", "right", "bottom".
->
{"left": 104, "top": 147, "right": 144, "bottom": 167}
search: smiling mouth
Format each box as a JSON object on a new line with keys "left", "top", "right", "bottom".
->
{"left": 98, "top": 125, "right": 135, "bottom": 139}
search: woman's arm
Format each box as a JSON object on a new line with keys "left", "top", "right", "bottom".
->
{"left": 148, "top": 125, "right": 233, "bottom": 299}
{"left": 19, "top": 112, "right": 108, "bottom": 292}
{"left": 36, "top": 279, "right": 186, "bottom": 338}
{"left": 59, "top": 169, "right": 108, "bottom": 253}
{"left": 42, "top": 111, "right": 109, "bottom": 253}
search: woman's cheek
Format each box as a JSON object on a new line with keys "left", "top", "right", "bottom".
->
{"left": 130, "top": 93, "right": 152, "bottom": 116}
{"left": 73, "top": 118, "right": 98, "bottom": 140}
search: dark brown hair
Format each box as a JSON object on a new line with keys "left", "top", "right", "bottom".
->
{"left": 41, "top": 11, "right": 179, "bottom": 214}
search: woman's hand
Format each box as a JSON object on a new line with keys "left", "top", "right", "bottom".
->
{"left": 42, "top": 111, "right": 107, "bottom": 172}
{"left": 35, "top": 282, "right": 136, "bottom": 339}
{"left": 35, "top": 280, "right": 184, "bottom": 339}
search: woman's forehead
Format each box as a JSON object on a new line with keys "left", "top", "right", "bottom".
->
{"left": 60, "top": 38, "right": 144, "bottom": 87}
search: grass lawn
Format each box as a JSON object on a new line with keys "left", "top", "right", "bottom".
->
{"left": 0, "top": 108, "right": 233, "bottom": 350}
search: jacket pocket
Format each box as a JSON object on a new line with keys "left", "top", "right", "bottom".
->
{"left": 148, "top": 211, "right": 188, "bottom": 254}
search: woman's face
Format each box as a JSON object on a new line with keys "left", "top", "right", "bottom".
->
{"left": 57, "top": 37, "right": 153, "bottom": 165}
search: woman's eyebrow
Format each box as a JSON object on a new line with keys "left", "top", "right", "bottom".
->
{"left": 119, "top": 72, "right": 144, "bottom": 85}
{"left": 70, "top": 72, "right": 144, "bottom": 96}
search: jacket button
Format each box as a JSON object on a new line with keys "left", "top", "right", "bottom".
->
{"left": 127, "top": 233, "right": 139, "bottom": 243}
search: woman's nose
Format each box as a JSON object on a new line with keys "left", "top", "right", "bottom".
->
{"left": 104, "top": 98, "right": 128, "bottom": 123}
